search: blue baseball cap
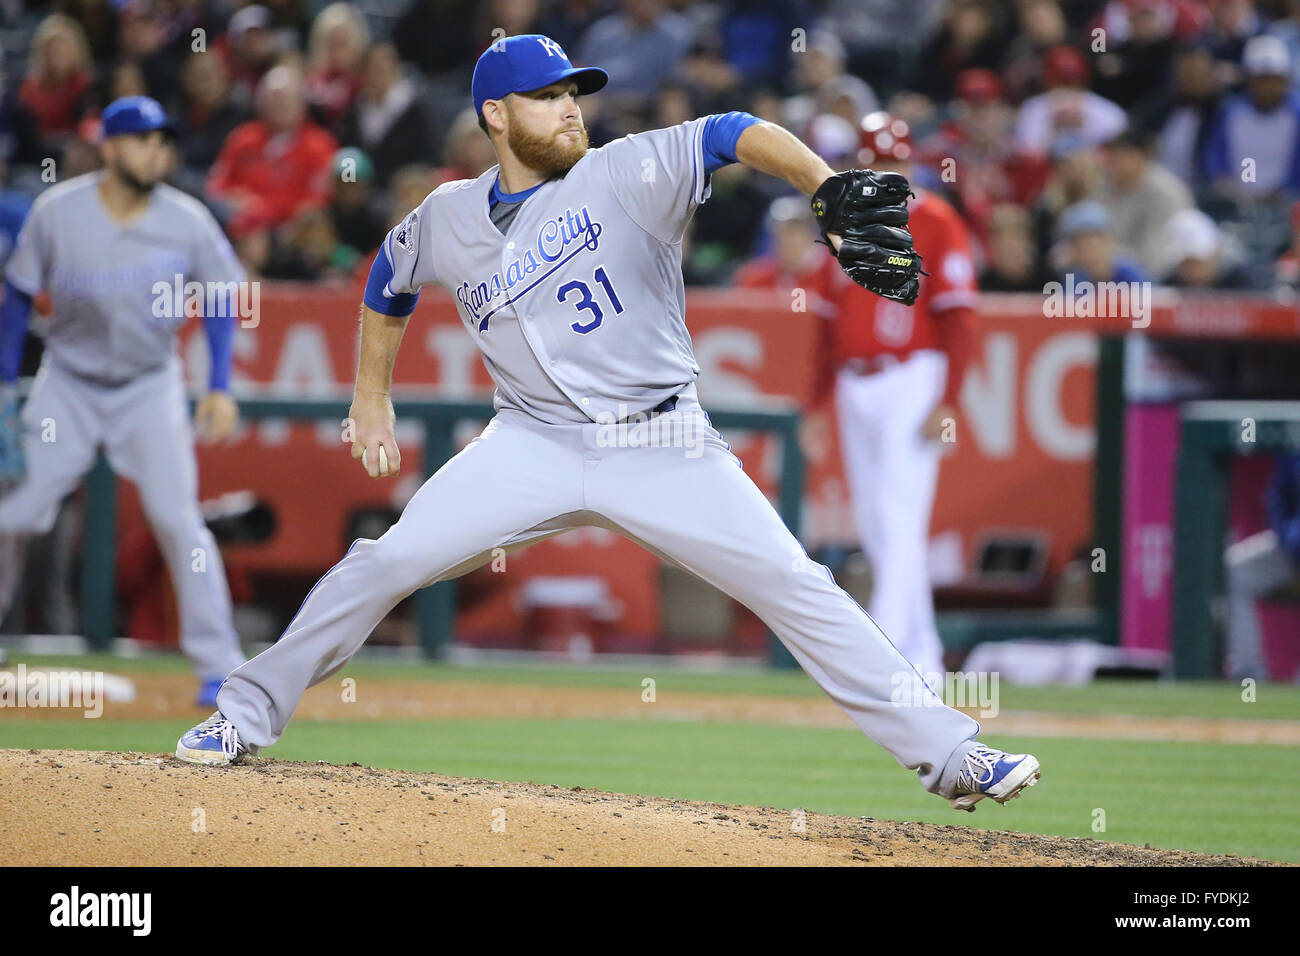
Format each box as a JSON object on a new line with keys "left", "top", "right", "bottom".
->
{"left": 471, "top": 34, "right": 607, "bottom": 117}
{"left": 1058, "top": 200, "right": 1113, "bottom": 239}
{"left": 101, "top": 96, "right": 176, "bottom": 138}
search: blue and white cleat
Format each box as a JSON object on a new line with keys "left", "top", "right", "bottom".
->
{"left": 175, "top": 712, "right": 248, "bottom": 766}
{"left": 195, "top": 678, "right": 223, "bottom": 709}
{"left": 947, "top": 744, "right": 1041, "bottom": 812}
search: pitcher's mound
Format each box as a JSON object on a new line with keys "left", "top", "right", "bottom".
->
{"left": 0, "top": 749, "right": 1271, "bottom": 866}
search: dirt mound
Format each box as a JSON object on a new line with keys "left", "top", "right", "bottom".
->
{"left": 0, "top": 749, "right": 1274, "bottom": 866}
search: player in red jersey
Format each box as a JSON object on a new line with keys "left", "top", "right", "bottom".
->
{"left": 825, "top": 112, "right": 979, "bottom": 685}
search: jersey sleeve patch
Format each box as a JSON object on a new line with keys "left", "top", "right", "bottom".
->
{"left": 393, "top": 210, "right": 418, "bottom": 255}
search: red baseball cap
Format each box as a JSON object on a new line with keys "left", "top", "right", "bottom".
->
{"left": 858, "top": 111, "right": 912, "bottom": 165}
{"left": 1042, "top": 45, "right": 1090, "bottom": 88}
{"left": 955, "top": 68, "right": 1004, "bottom": 103}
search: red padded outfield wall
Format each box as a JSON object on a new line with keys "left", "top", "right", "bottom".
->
{"left": 116, "top": 284, "right": 1101, "bottom": 644}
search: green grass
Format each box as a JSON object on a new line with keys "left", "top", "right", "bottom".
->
{"left": 9, "top": 652, "right": 1300, "bottom": 720}
{"left": 6, "top": 652, "right": 1298, "bottom": 861}
{"left": 2, "top": 716, "right": 1296, "bottom": 863}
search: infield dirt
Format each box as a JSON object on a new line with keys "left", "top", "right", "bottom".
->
{"left": 0, "top": 749, "right": 1277, "bottom": 866}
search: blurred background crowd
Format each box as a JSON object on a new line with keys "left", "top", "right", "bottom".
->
{"left": 5, "top": 0, "right": 1300, "bottom": 292}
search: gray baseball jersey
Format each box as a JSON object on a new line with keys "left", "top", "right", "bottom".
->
{"left": 5, "top": 171, "right": 245, "bottom": 387}
{"left": 214, "top": 117, "right": 995, "bottom": 802}
{"left": 0, "top": 170, "right": 246, "bottom": 682}
{"left": 381, "top": 118, "right": 711, "bottom": 424}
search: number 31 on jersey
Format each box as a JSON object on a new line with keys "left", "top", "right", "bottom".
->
{"left": 557, "top": 266, "right": 623, "bottom": 334}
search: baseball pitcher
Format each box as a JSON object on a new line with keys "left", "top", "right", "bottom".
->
{"left": 177, "top": 36, "right": 1039, "bottom": 812}
{"left": 0, "top": 96, "right": 247, "bottom": 706}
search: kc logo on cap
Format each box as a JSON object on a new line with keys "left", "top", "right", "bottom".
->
{"left": 472, "top": 34, "right": 608, "bottom": 116}
{"left": 100, "top": 95, "right": 176, "bottom": 139}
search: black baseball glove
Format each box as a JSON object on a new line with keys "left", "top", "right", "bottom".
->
{"left": 811, "top": 169, "right": 926, "bottom": 306}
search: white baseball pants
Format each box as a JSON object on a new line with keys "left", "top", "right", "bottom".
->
{"left": 0, "top": 356, "right": 245, "bottom": 680}
{"left": 218, "top": 383, "right": 982, "bottom": 797}
{"left": 834, "top": 351, "right": 948, "bottom": 682}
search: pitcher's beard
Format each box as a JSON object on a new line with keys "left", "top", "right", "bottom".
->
{"left": 507, "top": 123, "right": 588, "bottom": 177}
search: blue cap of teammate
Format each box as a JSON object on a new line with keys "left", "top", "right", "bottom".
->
{"left": 101, "top": 95, "right": 176, "bottom": 138}
{"left": 471, "top": 35, "right": 607, "bottom": 118}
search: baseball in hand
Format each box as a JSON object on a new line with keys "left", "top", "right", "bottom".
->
{"left": 378, "top": 445, "right": 389, "bottom": 476}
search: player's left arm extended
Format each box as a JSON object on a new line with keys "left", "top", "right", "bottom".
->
{"left": 734, "top": 121, "right": 923, "bottom": 304}
{"left": 733, "top": 121, "right": 836, "bottom": 198}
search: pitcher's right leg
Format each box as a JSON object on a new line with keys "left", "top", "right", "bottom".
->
{"left": 214, "top": 413, "right": 583, "bottom": 750}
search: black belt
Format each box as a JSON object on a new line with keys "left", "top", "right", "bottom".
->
{"left": 617, "top": 395, "right": 677, "bottom": 425}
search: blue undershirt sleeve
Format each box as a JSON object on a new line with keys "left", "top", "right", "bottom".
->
{"left": 203, "top": 286, "right": 234, "bottom": 392}
{"left": 363, "top": 245, "right": 421, "bottom": 317}
{"left": 0, "top": 280, "right": 33, "bottom": 384}
{"left": 701, "top": 111, "right": 762, "bottom": 174}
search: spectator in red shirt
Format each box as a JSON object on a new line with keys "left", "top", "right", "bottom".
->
{"left": 206, "top": 64, "right": 339, "bottom": 239}
{"left": 18, "top": 14, "right": 93, "bottom": 149}
{"left": 304, "top": 2, "right": 370, "bottom": 137}
{"left": 917, "top": 68, "right": 1050, "bottom": 248}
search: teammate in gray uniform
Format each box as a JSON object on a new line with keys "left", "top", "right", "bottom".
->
{"left": 178, "top": 37, "right": 1041, "bottom": 813}
{"left": 0, "top": 96, "right": 246, "bottom": 706}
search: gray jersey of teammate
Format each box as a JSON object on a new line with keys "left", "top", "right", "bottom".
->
{"left": 376, "top": 118, "right": 712, "bottom": 424}
{"left": 5, "top": 172, "right": 245, "bottom": 385}
{"left": 0, "top": 171, "right": 246, "bottom": 683}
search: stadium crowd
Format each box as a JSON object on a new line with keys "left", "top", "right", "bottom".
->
{"left": 3, "top": 0, "right": 1300, "bottom": 293}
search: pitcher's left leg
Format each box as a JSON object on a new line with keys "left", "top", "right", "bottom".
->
{"left": 585, "top": 408, "right": 980, "bottom": 797}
